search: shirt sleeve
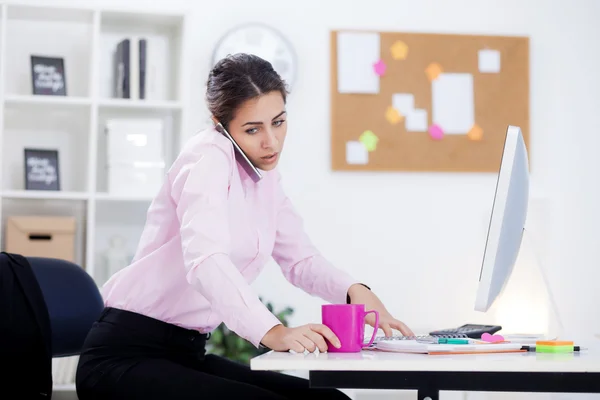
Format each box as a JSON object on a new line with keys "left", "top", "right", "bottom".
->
{"left": 170, "top": 145, "right": 282, "bottom": 348}
{"left": 271, "top": 171, "right": 359, "bottom": 304}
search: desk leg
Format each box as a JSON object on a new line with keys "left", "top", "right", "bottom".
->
{"left": 418, "top": 388, "right": 439, "bottom": 400}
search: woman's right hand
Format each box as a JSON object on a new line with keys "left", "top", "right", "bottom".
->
{"left": 261, "top": 324, "right": 341, "bottom": 353}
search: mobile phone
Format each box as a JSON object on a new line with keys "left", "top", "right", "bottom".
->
{"left": 214, "top": 122, "right": 263, "bottom": 183}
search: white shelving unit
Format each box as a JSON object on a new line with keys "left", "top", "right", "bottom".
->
{"left": 0, "top": 2, "right": 191, "bottom": 394}
{"left": 0, "top": 2, "right": 191, "bottom": 287}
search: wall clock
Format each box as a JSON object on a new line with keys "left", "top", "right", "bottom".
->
{"left": 212, "top": 23, "right": 297, "bottom": 89}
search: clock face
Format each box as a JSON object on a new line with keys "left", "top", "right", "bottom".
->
{"left": 212, "top": 23, "right": 297, "bottom": 88}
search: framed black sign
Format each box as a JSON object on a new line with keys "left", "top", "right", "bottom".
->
{"left": 24, "top": 148, "right": 60, "bottom": 191}
{"left": 30, "top": 55, "right": 67, "bottom": 96}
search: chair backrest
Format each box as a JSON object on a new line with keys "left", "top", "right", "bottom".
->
{"left": 28, "top": 257, "right": 104, "bottom": 357}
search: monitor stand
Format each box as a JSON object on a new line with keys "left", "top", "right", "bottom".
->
{"left": 522, "top": 227, "right": 565, "bottom": 340}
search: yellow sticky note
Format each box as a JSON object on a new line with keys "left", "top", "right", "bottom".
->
{"left": 359, "top": 130, "right": 379, "bottom": 152}
{"left": 385, "top": 106, "right": 403, "bottom": 125}
{"left": 468, "top": 124, "right": 483, "bottom": 141}
{"left": 390, "top": 40, "right": 408, "bottom": 60}
{"left": 425, "top": 62, "right": 443, "bottom": 81}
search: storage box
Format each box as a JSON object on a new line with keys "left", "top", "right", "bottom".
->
{"left": 5, "top": 216, "right": 76, "bottom": 262}
{"left": 105, "top": 118, "right": 165, "bottom": 164}
{"left": 104, "top": 118, "right": 166, "bottom": 197}
{"left": 107, "top": 163, "right": 164, "bottom": 197}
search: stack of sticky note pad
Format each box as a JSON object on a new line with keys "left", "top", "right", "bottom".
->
{"left": 535, "top": 340, "right": 575, "bottom": 353}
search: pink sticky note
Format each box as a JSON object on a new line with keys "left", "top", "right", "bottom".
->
{"left": 373, "top": 59, "right": 386, "bottom": 76}
{"left": 429, "top": 124, "right": 444, "bottom": 140}
{"left": 481, "top": 333, "right": 505, "bottom": 343}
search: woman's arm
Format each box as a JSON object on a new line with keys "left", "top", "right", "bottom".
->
{"left": 270, "top": 172, "right": 414, "bottom": 337}
{"left": 270, "top": 172, "right": 360, "bottom": 304}
{"left": 170, "top": 144, "right": 281, "bottom": 348}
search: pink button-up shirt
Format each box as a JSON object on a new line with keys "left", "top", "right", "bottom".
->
{"left": 101, "top": 127, "right": 359, "bottom": 347}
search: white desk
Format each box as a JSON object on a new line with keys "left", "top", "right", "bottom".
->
{"left": 251, "top": 348, "right": 600, "bottom": 400}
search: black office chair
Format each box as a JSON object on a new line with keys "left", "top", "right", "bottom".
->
{"left": 28, "top": 256, "right": 104, "bottom": 357}
{"left": 1, "top": 253, "right": 104, "bottom": 398}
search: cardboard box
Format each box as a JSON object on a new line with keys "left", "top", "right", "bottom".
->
{"left": 5, "top": 216, "right": 76, "bottom": 262}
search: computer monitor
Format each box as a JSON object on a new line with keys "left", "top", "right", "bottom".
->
{"left": 475, "top": 125, "right": 529, "bottom": 312}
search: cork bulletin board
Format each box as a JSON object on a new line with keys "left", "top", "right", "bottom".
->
{"left": 330, "top": 30, "right": 529, "bottom": 172}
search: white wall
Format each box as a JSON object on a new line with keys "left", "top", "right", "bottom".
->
{"left": 13, "top": 0, "right": 600, "bottom": 397}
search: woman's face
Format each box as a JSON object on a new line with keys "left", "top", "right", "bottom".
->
{"left": 227, "top": 91, "right": 287, "bottom": 171}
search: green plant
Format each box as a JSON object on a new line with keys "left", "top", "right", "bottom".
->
{"left": 206, "top": 298, "right": 294, "bottom": 365}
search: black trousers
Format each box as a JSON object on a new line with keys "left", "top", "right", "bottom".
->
{"left": 76, "top": 307, "right": 350, "bottom": 399}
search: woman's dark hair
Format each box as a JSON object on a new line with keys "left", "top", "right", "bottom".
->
{"left": 206, "top": 53, "right": 289, "bottom": 129}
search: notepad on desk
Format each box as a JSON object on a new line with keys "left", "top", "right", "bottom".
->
{"left": 375, "top": 340, "right": 525, "bottom": 355}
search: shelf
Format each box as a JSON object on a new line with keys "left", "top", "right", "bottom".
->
{"left": 2, "top": 101, "right": 91, "bottom": 193}
{"left": 93, "top": 199, "right": 149, "bottom": 285}
{"left": 0, "top": 1, "right": 187, "bottom": 301}
{"left": 4, "top": 5, "right": 94, "bottom": 98}
{"left": 7, "top": 5, "right": 94, "bottom": 24}
{"left": 0, "top": 3, "right": 189, "bottom": 384}
{"left": 94, "top": 193, "right": 154, "bottom": 202}
{"left": 100, "top": 9, "right": 184, "bottom": 29}
{"left": 98, "top": 9, "right": 184, "bottom": 103}
{"left": 1, "top": 190, "right": 89, "bottom": 201}
{"left": 3, "top": 95, "right": 180, "bottom": 112}
{"left": 4, "top": 94, "right": 92, "bottom": 109}
{"left": 98, "top": 98, "right": 182, "bottom": 111}
{"left": 0, "top": 197, "right": 88, "bottom": 268}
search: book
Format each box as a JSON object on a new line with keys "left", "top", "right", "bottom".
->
{"left": 139, "top": 38, "right": 147, "bottom": 99}
{"left": 114, "top": 38, "right": 129, "bottom": 98}
{"left": 374, "top": 340, "right": 524, "bottom": 355}
{"left": 114, "top": 37, "right": 147, "bottom": 100}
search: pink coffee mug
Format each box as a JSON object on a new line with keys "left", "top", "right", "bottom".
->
{"left": 321, "top": 304, "right": 379, "bottom": 353}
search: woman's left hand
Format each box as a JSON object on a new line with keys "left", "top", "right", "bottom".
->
{"left": 347, "top": 283, "right": 415, "bottom": 338}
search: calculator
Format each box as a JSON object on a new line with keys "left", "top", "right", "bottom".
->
{"left": 429, "top": 324, "right": 502, "bottom": 339}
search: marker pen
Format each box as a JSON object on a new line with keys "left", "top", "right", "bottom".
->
{"left": 521, "top": 345, "right": 583, "bottom": 352}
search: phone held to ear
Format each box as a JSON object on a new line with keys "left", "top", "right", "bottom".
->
{"left": 214, "top": 122, "right": 263, "bottom": 183}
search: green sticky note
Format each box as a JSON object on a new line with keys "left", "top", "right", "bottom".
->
{"left": 359, "top": 130, "right": 379, "bottom": 152}
{"left": 536, "top": 345, "right": 573, "bottom": 353}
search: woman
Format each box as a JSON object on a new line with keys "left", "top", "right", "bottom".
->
{"left": 76, "top": 53, "right": 413, "bottom": 400}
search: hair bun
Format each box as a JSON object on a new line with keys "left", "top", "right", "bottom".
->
{"left": 205, "top": 53, "right": 289, "bottom": 128}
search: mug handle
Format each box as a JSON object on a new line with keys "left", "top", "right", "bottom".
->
{"left": 362, "top": 310, "right": 379, "bottom": 348}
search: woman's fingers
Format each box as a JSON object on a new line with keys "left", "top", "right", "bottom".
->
{"left": 390, "top": 319, "right": 414, "bottom": 337}
{"left": 290, "top": 340, "right": 305, "bottom": 353}
{"left": 304, "top": 329, "right": 329, "bottom": 352}
{"left": 295, "top": 333, "right": 317, "bottom": 353}
{"left": 381, "top": 322, "right": 393, "bottom": 338}
{"left": 309, "top": 324, "right": 341, "bottom": 348}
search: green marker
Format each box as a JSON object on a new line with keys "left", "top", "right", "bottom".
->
{"left": 437, "top": 338, "right": 471, "bottom": 345}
